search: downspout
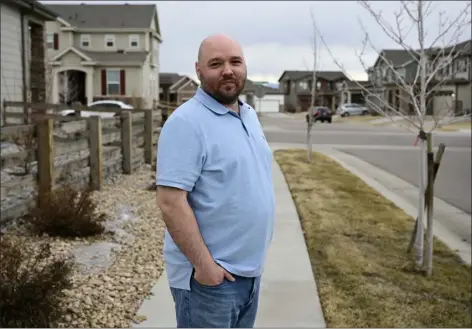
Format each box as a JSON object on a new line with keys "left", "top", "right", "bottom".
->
{"left": 20, "top": 11, "right": 28, "bottom": 123}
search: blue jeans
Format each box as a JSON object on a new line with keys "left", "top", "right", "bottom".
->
{"left": 170, "top": 272, "right": 261, "bottom": 328}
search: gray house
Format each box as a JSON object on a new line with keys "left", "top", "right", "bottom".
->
{"left": 43, "top": 3, "right": 162, "bottom": 108}
{"left": 1, "top": 0, "right": 57, "bottom": 124}
{"left": 367, "top": 40, "right": 471, "bottom": 116}
{"left": 278, "top": 70, "right": 348, "bottom": 112}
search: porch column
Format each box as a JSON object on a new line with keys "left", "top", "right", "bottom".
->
{"left": 86, "top": 70, "right": 94, "bottom": 104}
{"left": 52, "top": 69, "right": 59, "bottom": 103}
{"left": 347, "top": 91, "right": 352, "bottom": 103}
{"left": 332, "top": 95, "right": 336, "bottom": 111}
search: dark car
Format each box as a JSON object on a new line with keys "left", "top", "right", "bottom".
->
{"left": 305, "top": 106, "right": 333, "bottom": 123}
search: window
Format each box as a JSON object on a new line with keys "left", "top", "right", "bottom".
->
{"left": 455, "top": 58, "right": 469, "bottom": 73}
{"left": 299, "top": 81, "right": 308, "bottom": 89}
{"left": 81, "top": 34, "right": 90, "bottom": 48}
{"left": 46, "top": 33, "right": 54, "bottom": 49}
{"left": 129, "top": 34, "right": 139, "bottom": 48}
{"left": 316, "top": 81, "right": 321, "bottom": 90}
{"left": 106, "top": 70, "right": 120, "bottom": 95}
{"left": 105, "top": 34, "right": 115, "bottom": 48}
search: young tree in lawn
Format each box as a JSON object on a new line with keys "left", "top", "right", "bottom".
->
{"left": 306, "top": 6, "right": 321, "bottom": 163}
{"left": 313, "top": 0, "right": 471, "bottom": 275}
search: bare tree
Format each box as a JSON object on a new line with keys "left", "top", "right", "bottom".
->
{"left": 306, "top": 6, "right": 321, "bottom": 163}
{"left": 312, "top": 0, "right": 471, "bottom": 275}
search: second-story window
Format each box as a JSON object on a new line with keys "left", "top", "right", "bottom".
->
{"left": 299, "top": 81, "right": 308, "bottom": 90}
{"left": 46, "top": 33, "right": 54, "bottom": 49}
{"left": 129, "top": 34, "right": 139, "bottom": 48}
{"left": 455, "top": 58, "right": 469, "bottom": 73}
{"left": 81, "top": 34, "right": 90, "bottom": 48}
{"left": 105, "top": 34, "right": 115, "bottom": 48}
{"left": 316, "top": 81, "right": 321, "bottom": 90}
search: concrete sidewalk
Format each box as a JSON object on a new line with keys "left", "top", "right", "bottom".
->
{"left": 131, "top": 155, "right": 326, "bottom": 328}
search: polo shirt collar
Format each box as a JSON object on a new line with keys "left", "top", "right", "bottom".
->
{"left": 195, "top": 87, "right": 245, "bottom": 115}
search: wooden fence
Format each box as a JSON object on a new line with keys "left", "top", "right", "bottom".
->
{"left": 1, "top": 100, "right": 181, "bottom": 213}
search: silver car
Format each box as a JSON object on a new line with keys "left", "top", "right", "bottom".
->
{"left": 336, "top": 103, "right": 368, "bottom": 117}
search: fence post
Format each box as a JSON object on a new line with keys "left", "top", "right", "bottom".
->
{"left": 37, "top": 118, "right": 54, "bottom": 207}
{"left": 2, "top": 99, "right": 7, "bottom": 126}
{"left": 144, "top": 110, "right": 153, "bottom": 164}
{"left": 88, "top": 116, "right": 103, "bottom": 190}
{"left": 121, "top": 111, "right": 132, "bottom": 174}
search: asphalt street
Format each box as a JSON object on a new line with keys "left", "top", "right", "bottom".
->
{"left": 260, "top": 114, "right": 472, "bottom": 214}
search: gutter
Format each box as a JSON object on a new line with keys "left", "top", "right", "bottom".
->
{"left": 7, "top": 0, "right": 58, "bottom": 20}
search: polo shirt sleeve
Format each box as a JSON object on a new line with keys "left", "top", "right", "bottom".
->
{"left": 156, "top": 115, "right": 204, "bottom": 192}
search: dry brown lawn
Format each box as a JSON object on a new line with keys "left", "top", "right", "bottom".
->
{"left": 439, "top": 120, "right": 471, "bottom": 132}
{"left": 274, "top": 149, "right": 471, "bottom": 328}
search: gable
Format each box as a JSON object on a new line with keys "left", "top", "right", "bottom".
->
{"left": 61, "top": 52, "right": 84, "bottom": 66}
{"left": 151, "top": 8, "right": 161, "bottom": 38}
{"left": 179, "top": 79, "right": 198, "bottom": 92}
{"left": 53, "top": 47, "right": 92, "bottom": 62}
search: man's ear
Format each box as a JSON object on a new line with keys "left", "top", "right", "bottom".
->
{"left": 195, "top": 62, "right": 201, "bottom": 81}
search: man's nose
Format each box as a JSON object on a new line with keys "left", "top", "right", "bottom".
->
{"left": 222, "top": 63, "right": 234, "bottom": 76}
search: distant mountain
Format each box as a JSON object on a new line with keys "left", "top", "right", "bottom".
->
{"left": 263, "top": 82, "right": 279, "bottom": 89}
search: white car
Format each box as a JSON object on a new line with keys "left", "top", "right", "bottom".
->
{"left": 59, "top": 100, "right": 134, "bottom": 118}
{"left": 336, "top": 103, "right": 369, "bottom": 117}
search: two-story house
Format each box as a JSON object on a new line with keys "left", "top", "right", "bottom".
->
{"left": 426, "top": 39, "right": 471, "bottom": 116}
{"left": 365, "top": 49, "right": 420, "bottom": 115}
{"left": 277, "top": 70, "right": 348, "bottom": 112}
{"left": 366, "top": 40, "right": 471, "bottom": 117}
{"left": 1, "top": 0, "right": 57, "bottom": 125}
{"left": 43, "top": 3, "right": 162, "bottom": 108}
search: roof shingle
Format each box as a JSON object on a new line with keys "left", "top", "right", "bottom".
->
{"left": 44, "top": 4, "right": 156, "bottom": 29}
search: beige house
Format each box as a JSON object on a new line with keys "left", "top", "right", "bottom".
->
{"left": 43, "top": 3, "right": 162, "bottom": 108}
{"left": 1, "top": 0, "right": 58, "bottom": 125}
{"left": 159, "top": 73, "right": 199, "bottom": 105}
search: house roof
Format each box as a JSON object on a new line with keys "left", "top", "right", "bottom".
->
{"left": 278, "top": 70, "right": 348, "bottom": 82}
{"left": 160, "top": 73, "right": 182, "bottom": 86}
{"left": 43, "top": 4, "right": 157, "bottom": 29}
{"left": 373, "top": 49, "right": 416, "bottom": 68}
{"left": 431, "top": 39, "right": 472, "bottom": 56}
{"left": 243, "top": 79, "right": 282, "bottom": 95}
{"left": 372, "top": 39, "right": 471, "bottom": 68}
{"left": 6, "top": 0, "right": 58, "bottom": 20}
{"left": 82, "top": 51, "right": 148, "bottom": 63}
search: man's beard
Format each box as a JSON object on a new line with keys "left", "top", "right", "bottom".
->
{"left": 200, "top": 77, "right": 246, "bottom": 105}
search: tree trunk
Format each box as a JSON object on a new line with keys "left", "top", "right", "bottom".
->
{"left": 414, "top": 137, "right": 427, "bottom": 266}
{"left": 424, "top": 132, "right": 434, "bottom": 275}
{"left": 407, "top": 143, "right": 446, "bottom": 254}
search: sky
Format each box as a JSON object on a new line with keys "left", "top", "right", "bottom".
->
{"left": 41, "top": 0, "right": 471, "bottom": 83}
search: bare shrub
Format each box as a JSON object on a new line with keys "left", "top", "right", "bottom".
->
{"left": 0, "top": 236, "right": 73, "bottom": 327}
{"left": 28, "top": 185, "right": 106, "bottom": 238}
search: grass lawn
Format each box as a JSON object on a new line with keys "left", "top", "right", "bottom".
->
{"left": 333, "top": 115, "right": 378, "bottom": 124}
{"left": 274, "top": 149, "right": 471, "bottom": 328}
{"left": 439, "top": 120, "right": 471, "bottom": 132}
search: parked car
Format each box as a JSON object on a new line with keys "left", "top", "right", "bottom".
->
{"left": 336, "top": 103, "right": 369, "bottom": 117}
{"left": 59, "top": 100, "right": 134, "bottom": 118}
{"left": 305, "top": 106, "right": 333, "bottom": 123}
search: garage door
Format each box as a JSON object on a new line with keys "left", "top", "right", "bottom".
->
{"left": 255, "top": 99, "right": 280, "bottom": 112}
{"left": 433, "top": 95, "right": 453, "bottom": 116}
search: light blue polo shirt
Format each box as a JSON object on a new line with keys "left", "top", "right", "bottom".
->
{"left": 156, "top": 87, "right": 275, "bottom": 291}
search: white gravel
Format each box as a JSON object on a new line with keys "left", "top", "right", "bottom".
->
{"left": 2, "top": 165, "right": 166, "bottom": 328}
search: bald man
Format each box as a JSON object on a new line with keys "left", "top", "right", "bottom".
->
{"left": 155, "top": 34, "right": 275, "bottom": 328}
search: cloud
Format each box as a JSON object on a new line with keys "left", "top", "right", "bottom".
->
{"left": 40, "top": 0, "right": 471, "bottom": 83}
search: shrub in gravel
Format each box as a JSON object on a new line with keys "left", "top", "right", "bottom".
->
{"left": 0, "top": 236, "right": 73, "bottom": 327}
{"left": 28, "top": 185, "right": 106, "bottom": 238}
